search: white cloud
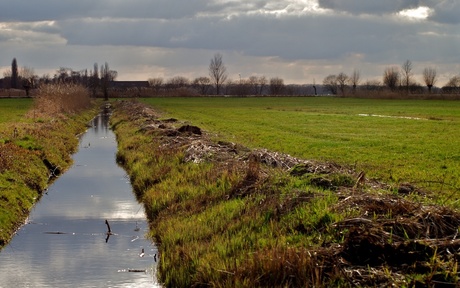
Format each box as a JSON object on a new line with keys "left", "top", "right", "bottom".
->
{"left": 398, "top": 6, "right": 433, "bottom": 19}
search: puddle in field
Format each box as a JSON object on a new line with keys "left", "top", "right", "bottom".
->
{"left": 358, "top": 113, "right": 425, "bottom": 120}
{"left": 0, "top": 111, "right": 161, "bottom": 287}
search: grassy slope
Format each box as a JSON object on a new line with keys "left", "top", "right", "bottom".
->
{"left": 113, "top": 99, "right": 460, "bottom": 287}
{"left": 141, "top": 97, "right": 460, "bottom": 204}
{"left": 0, "top": 98, "right": 98, "bottom": 247}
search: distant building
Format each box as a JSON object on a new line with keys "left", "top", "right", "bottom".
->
{"left": 109, "top": 81, "right": 150, "bottom": 89}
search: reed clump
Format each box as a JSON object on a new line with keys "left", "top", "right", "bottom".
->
{"left": 32, "top": 83, "right": 91, "bottom": 116}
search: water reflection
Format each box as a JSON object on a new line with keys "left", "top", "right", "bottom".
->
{"left": 0, "top": 112, "right": 160, "bottom": 287}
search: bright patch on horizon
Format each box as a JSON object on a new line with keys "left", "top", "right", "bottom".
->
{"left": 398, "top": 6, "right": 432, "bottom": 20}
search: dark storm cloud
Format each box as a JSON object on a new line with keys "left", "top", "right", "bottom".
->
{"left": 0, "top": 0, "right": 95, "bottom": 21}
{"left": 0, "top": 0, "right": 209, "bottom": 21}
{"left": 317, "top": 0, "right": 421, "bottom": 15}
{"left": 428, "top": 1, "right": 460, "bottom": 24}
{"left": 57, "top": 10, "right": 432, "bottom": 63}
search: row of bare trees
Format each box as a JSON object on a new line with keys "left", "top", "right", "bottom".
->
{"left": 322, "top": 60, "right": 448, "bottom": 96}
{"left": 3, "top": 55, "right": 460, "bottom": 97}
{"left": 147, "top": 74, "right": 284, "bottom": 96}
{"left": 146, "top": 54, "right": 287, "bottom": 96}
{"left": 45, "top": 63, "right": 117, "bottom": 99}
{"left": 1, "top": 59, "right": 117, "bottom": 99}
{"left": 154, "top": 55, "right": 458, "bottom": 96}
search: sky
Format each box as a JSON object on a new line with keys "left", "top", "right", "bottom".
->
{"left": 0, "top": 0, "right": 459, "bottom": 86}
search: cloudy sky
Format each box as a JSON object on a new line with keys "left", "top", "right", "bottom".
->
{"left": 1, "top": 0, "right": 459, "bottom": 86}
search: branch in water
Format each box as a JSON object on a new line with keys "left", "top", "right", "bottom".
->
{"left": 105, "top": 219, "right": 112, "bottom": 234}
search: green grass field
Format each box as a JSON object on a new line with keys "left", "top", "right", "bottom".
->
{"left": 141, "top": 97, "right": 460, "bottom": 202}
{"left": 114, "top": 99, "right": 460, "bottom": 287}
{"left": 0, "top": 98, "right": 33, "bottom": 123}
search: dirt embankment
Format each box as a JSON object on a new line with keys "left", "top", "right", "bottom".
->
{"left": 114, "top": 99, "right": 460, "bottom": 287}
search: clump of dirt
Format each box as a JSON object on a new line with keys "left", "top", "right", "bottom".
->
{"left": 113, "top": 100, "right": 460, "bottom": 287}
{"left": 0, "top": 143, "right": 17, "bottom": 172}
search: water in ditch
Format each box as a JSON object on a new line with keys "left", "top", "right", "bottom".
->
{"left": 0, "top": 110, "right": 160, "bottom": 287}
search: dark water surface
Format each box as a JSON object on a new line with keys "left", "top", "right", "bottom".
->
{"left": 0, "top": 113, "right": 160, "bottom": 287}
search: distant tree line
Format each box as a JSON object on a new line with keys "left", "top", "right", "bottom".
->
{"left": 321, "top": 59, "right": 460, "bottom": 96}
{"left": 0, "top": 59, "right": 117, "bottom": 99}
{"left": 2, "top": 55, "right": 460, "bottom": 98}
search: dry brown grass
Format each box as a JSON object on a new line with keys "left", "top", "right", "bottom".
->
{"left": 31, "top": 83, "right": 91, "bottom": 117}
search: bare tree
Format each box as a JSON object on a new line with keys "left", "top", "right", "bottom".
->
{"left": 442, "top": 75, "right": 460, "bottom": 94}
{"left": 364, "top": 79, "right": 382, "bottom": 91}
{"left": 192, "top": 77, "right": 211, "bottom": 95}
{"left": 148, "top": 77, "right": 164, "bottom": 91}
{"left": 248, "top": 76, "right": 267, "bottom": 95}
{"left": 167, "top": 76, "right": 189, "bottom": 90}
{"left": 323, "top": 74, "right": 338, "bottom": 95}
{"left": 20, "top": 67, "right": 35, "bottom": 81}
{"left": 350, "top": 69, "right": 360, "bottom": 92}
{"left": 259, "top": 76, "right": 267, "bottom": 94}
{"left": 55, "top": 67, "right": 72, "bottom": 83}
{"left": 401, "top": 60, "right": 413, "bottom": 93}
{"left": 269, "top": 77, "right": 285, "bottom": 95}
{"left": 100, "top": 62, "right": 117, "bottom": 100}
{"left": 20, "top": 66, "right": 36, "bottom": 96}
{"left": 39, "top": 73, "right": 52, "bottom": 85}
{"left": 100, "top": 63, "right": 110, "bottom": 100}
{"left": 383, "top": 67, "right": 400, "bottom": 91}
{"left": 234, "top": 78, "right": 253, "bottom": 96}
{"left": 2, "top": 68, "right": 12, "bottom": 89}
{"left": 422, "top": 67, "right": 437, "bottom": 93}
{"left": 222, "top": 79, "right": 233, "bottom": 95}
{"left": 445, "top": 75, "right": 460, "bottom": 87}
{"left": 209, "top": 53, "right": 227, "bottom": 95}
{"left": 3, "top": 69, "right": 11, "bottom": 78}
{"left": 90, "top": 63, "right": 99, "bottom": 97}
{"left": 336, "top": 72, "right": 349, "bottom": 96}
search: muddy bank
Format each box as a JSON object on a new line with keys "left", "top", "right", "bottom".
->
{"left": 112, "top": 99, "right": 460, "bottom": 287}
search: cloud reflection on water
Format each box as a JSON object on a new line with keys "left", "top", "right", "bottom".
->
{"left": 0, "top": 114, "right": 160, "bottom": 287}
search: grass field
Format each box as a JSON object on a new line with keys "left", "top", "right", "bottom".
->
{"left": 113, "top": 99, "right": 460, "bottom": 287}
{"left": 0, "top": 98, "right": 33, "bottom": 124}
{"left": 141, "top": 97, "right": 460, "bottom": 204}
